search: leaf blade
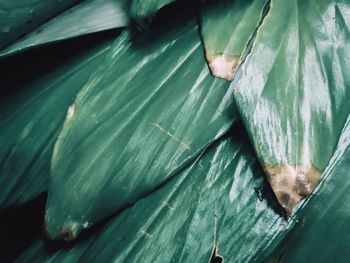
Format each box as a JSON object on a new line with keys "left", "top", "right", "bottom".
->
{"left": 0, "top": 0, "right": 129, "bottom": 57}
{"left": 232, "top": 0, "right": 350, "bottom": 213}
{"left": 45, "top": 21, "right": 237, "bottom": 239}
{"left": 0, "top": 34, "right": 115, "bottom": 210}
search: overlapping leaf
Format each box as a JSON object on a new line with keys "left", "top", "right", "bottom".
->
{"left": 0, "top": 35, "right": 114, "bottom": 210}
{"left": 78, "top": 136, "right": 290, "bottom": 263}
{"left": 3, "top": 0, "right": 350, "bottom": 260}
{"left": 45, "top": 20, "right": 237, "bottom": 239}
{"left": 232, "top": 0, "right": 350, "bottom": 213}
{"left": 272, "top": 114, "right": 350, "bottom": 262}
{"left": 17, "top": 134, "right": 291, "bottom": 263}
{"left": 200, "top": 0, "right": 268, "bottom": 80}
{"left": 0, "top": 0, "right": 129, "bottom": 57}
{"left": 0, "top": 0, "right": 80, "bottom": 49}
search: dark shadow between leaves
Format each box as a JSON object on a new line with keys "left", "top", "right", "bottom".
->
{"left": 0, "top": 28, "right": 122, "bottom": 89}
{"left": 129, "top": 0, "right": 202, "bottom": 48}
{"left": 0, "top": 193, "right": 47, "bottom": 263}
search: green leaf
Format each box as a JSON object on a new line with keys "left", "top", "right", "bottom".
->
{"left": 78, "top": 136, "right": 290, "bottom": 263}
{"left": 0, "top": 34, "right": 115, "bottom": 210}
{"left": 270, "top": 115, "right": 350, "bottom": 262}
{"left": 14, "top": 239, "right": 92, "bottom": 263}
{"left": 0, "top": 0, "right": 129, "bottom": 57}
{"left": 45, "top": 20, "right": 237, "bottom": 240}
{"left": 200, "top": 0, "right": 268, "bottom": 80}
{"left": 0, "top": 0, "right": 80, "bottom": 49}
{"left": 17, "top": 134, "right": 291, "bottom": 263}
{"left": 232, "top": 0, "right": 350, "bottom": 213}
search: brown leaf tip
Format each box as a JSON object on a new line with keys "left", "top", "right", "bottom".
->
{"left": 44, "top": 214, "right": 79, "bottom": 241}
{"left": 264, "top": 164, "right": 321, "bottom": 214}
{"left": 206, "top": 53, "right": 240, "bottom": 81}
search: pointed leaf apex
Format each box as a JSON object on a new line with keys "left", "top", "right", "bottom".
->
{"left": 263, "top": 164, "right": 321, "bottom": 214}
{"left": 206, "top": 53, "right": 240, "bottom": 81}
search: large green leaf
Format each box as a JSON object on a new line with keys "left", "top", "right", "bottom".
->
{"left": 232, "top": 0, "right": 350, "bottom": 213}
{"left": 77, "top": 136, "right": 290, "bottom": 263}
{"left": 17, "top": 134, "right": 291, "bottom": 263}
{"left": 200, "top": 0, "right": 268, "bottom": 80}
{"left": 0, "top": 0, "right": 80, "bottom": 49}
{"left": 45, "top": 20, "right": 237, "bottom": 240}
{"left": 270, "top": 115, "right": 350, "bottom": 262}
{"left": 0, "top": 34, "right": 115, "bottom": 210}
{"left": 0, "top": 0, "right": 129, "bottom": 57}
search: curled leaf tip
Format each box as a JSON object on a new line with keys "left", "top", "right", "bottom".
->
{"left": 263, "top": 164, "right": 321, "bottom": 214}
{"left": 206, "top": 53, "right": 240, "bottom": 81}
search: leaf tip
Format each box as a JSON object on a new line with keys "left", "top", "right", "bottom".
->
{"left": 263, "top": 164, "right": 321, "bottom": 214}
{"left": 205, "top": 53, "right": 240, "bottom": 81}
{"left": 44, "top": 214, "right": 79, "bottom": 241}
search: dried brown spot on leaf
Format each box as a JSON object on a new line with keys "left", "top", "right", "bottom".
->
{"left": 263, "top": 164, "right": 321, "bottom": 214}
{"left": 44, "top": 214, "right": 78, "bottom": 241}
{"left": 206, "top": 53, "right": 240, "bottom": 81}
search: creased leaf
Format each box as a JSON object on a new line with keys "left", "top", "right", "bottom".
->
{"left": 0, "top": 0, "right": 129, "bottom": 57}
{"left": 45, "top": 20, "right": 237, "bottom": 240}
{"left": 17, "top": 134, "right": 291, "bottom": 263}
{"left": 0, "top": 34, "right": 114, "bottom": 210}
{"left": 200, "top": 0, "right": 268, "bottom": 80}
{"left": 232, "top": 0, "right": 350, "bottom": 213}
{"left": 0, "top": 0, "right": 80, "bottom": 49}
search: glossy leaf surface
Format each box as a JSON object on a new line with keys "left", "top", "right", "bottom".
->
{"left": 45, "top": 21, "right": 237, "bottom": 239}
{"left": 79, "top": 136, "right": 290, "bottom": 263}
{"left": 17, "top": 134, "right": 291, "bottom": 263}
{"left": 232, "top": 0, "right": 350, "bottom": 213}
{"left": 0, "top": 0, "right": 80, "bottom": 49}
{"left": 0, "top": 0, "right": 129, "bottom": 57}
{"left": 0, "top": 34, "right": 114, "bottom": 210}
{"left": 200, "top": 0, "right": 268, "bottom": 80}
{"left": 276, "top": 115, "right": 350, "bottom": 263}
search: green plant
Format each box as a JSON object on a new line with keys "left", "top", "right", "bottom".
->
{"left": 1, "top": 0, "right": 350, "bottom": 262}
